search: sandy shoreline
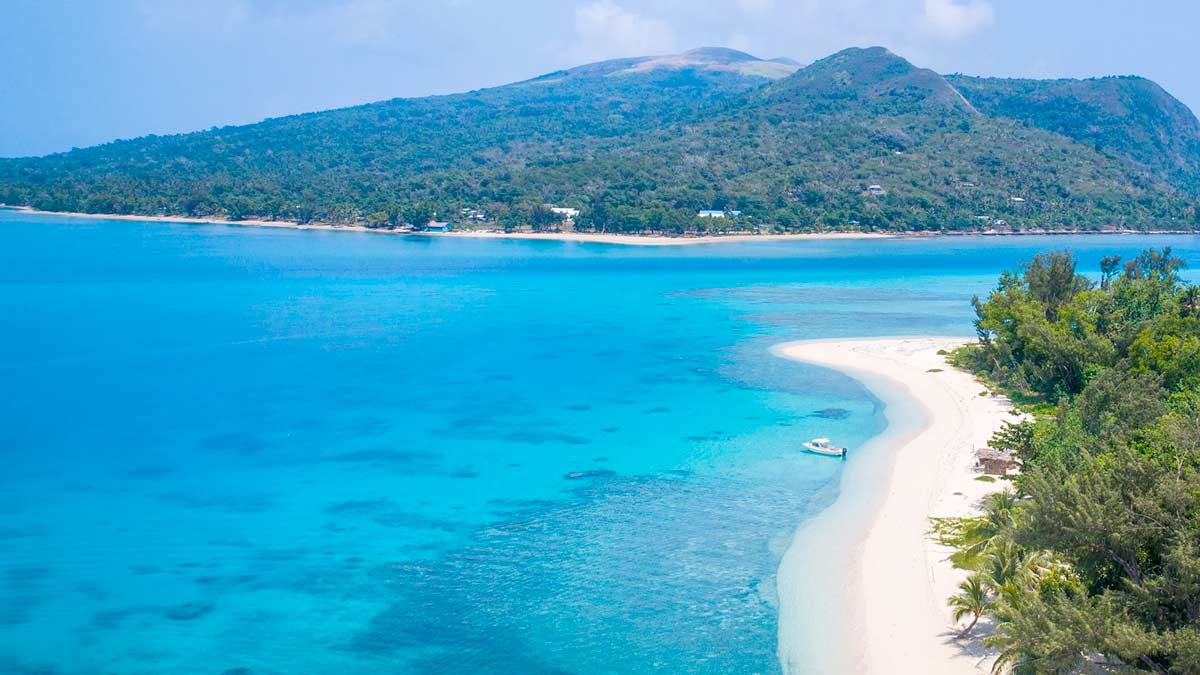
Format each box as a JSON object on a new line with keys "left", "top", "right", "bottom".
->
{"left": 415, "top": 229, "right": 890, "bottom": 245}
{"left": 4, "top": 205, "right": 1191, "bottom": 245}
{"left": 0, "top": 206, "right": 889, "bottom": 245}
{"left": 772, "top": 337, "right": 1011, "bottom": 674}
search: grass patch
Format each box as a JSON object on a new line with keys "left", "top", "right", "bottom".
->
{"left": 975, "top": 475, "right": 998, "bottom": 483}
{"left": 927, "top": 368, "right": 944, "bottom": 373}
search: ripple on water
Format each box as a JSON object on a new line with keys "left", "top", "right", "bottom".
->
{"left": 348, "top": 472, "right": 796, "bottom": 673}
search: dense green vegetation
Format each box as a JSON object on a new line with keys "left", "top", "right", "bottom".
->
{"left": 2, "top": 47, "right": 1199, "bottom": 233}
{"left": 947, "top": 74, "right": 1200, "bottom": 193}
{"left": 939, "top": 249, "right": 1200, "bottom": 673}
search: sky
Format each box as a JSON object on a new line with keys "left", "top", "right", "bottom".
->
{"left": 2, "top": 0, "right": 1198, "bottom": 157}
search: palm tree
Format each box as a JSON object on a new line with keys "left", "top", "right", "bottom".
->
{"left": 954, "top": 491, "right": 1020, "bottom": 566}
{"left": 1182, "top": 285, "right": 1199, "bottom": 316}
{"left": 948, "top": 574, "right": 991, "bottom": 638}
{"left": 983, "top": 540, "right": 1025, "bottom": 590}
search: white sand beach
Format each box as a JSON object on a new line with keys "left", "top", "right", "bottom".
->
{"left": 1, "top": 206, "right": 892, "bottom": 245}
{"left": 9, "top": 206, "right": 1179, "bottom": 245}
{"left": 772, "top": 337, "right": 1012, "bottom": 674}
{"left": 416, "top": 229, "right": 892, "bottom": 245}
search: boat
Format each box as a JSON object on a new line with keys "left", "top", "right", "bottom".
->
{"left": 802, "top": 437, "right": 847, "bottom": 458}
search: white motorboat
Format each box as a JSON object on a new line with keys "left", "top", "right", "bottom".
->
{"left": 802, "top": 437, "right": 847, "bottom": 458}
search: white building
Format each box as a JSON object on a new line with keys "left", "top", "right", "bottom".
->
{"left": 462, "top": 207, "right": 488, "bottom": 221}
{"left": 547, "top": 206, "right": 580, "bottom": 220}
{"left": 697, "top": 209, "right": 742, "bottom": 218}
{"left": 867, "top": 185, "right": 886, "bottom": 196}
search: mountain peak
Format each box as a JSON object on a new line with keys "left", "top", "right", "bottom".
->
{"left": 615, "top": 47, "right": 800, "bottom": 79}
{"left": 768, "top": 45, "right": 976, "bottom": 113}
{"left": 530, "top": 47, "right": 801, "bottom": 85}
{"left": 811, "top": 46, "right": 920, "bottom": 79}
{"left": 681, "top": 47, "right": 761, "bottom": 64}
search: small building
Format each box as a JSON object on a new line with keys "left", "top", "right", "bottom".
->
{"left": 547, "top": 206, "right": 580, "bottom": 220}
{"left": 1010, "top": 196, "right": 1026, "bottom": 203}
{"left": 423, "top": 221, "right": 452, "bottom": 233}
{"left": 697, "top": 209, "right": 742, "bottom": 218}
{"left": 866, "top": 185, "right": 886, "bottom": 196}
{"left": 976, "top": 447, "right": 1017, "bottom": 476}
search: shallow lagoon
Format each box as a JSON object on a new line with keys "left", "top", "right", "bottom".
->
{"left": 2, "top": 211, "right": 1197, "bottom": 674}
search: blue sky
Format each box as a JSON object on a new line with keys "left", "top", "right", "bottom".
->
{"left": 2, "top": 1, "right": 1197, "bottom": 157}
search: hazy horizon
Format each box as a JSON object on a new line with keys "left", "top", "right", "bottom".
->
{"left": 3, "top": 1, "right": 1200, "bottom": 158}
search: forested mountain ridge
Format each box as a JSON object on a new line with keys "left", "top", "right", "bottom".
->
{"left": 2, "top": 46, "right": 1198, "bottom": 233}
{"left": 946, "top": 73, "right": 1200, "bottom": 191}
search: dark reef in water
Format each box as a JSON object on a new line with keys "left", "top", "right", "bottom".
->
{"left": 165, "top": 601, "right": 214, "bottom": 621}
{"left": 502, "top": 430, "right": 592, "bottom": 446}
{"left": 329, "top": 448, "right": 443, "bottom": 475}
{"left": 326, "top": 498, "right": 393, "bottom": 515}
{"left": 1, "top": 566, "right": 52, "bottom": 626}
{"left": 563, "top": 470, "right": 616, "bottom": 480}
{"left": 325, "top": 498, "right": 466, "bottom": 532}
{"left": 810, "top": 407, "right": 851, "bottom": 419}
{"left": 126, "top": 464, "right": 176, "bottom": 480}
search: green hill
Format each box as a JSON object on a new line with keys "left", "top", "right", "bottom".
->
{"left": 946, "top": 73, "right": 1200, "bottom": 191}
{"left": 2, "top": 46, "right": 1198, "bottom": 233}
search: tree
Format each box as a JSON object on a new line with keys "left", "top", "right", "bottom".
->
{"left": 1074, "top": 367, "right": 1166, "bottom": 437}
{"left": 403, "top": 203, "right": 433, "bottom": 228}
{"left": 1100, "top": 255, "right": 1122, "bottom": 290}
{"left": 529, "top": 204, "right": 563, "bottom": 232}
{"left": 947, "top": 249, "right": 1200, "bottom": 674}
{"left": 949, "top": 575, "right": 990, "bottom": 638}
{"left": 365, "top": 210, "right": 391, "bottom": 227}
{"left": 1023, "top": 252, "right": 1091, "bottom": 322}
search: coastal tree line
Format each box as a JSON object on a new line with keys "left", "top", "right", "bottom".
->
{"left": 938, "top": 249, "right": 1200, "bottom": 673}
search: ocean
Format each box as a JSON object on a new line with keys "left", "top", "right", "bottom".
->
{"left": 2, "top": 210, "right": 1196, "bottom": 674}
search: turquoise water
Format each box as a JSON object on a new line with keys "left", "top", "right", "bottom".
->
{"left": 2, "top": 210, "right": 1198, "bottom": 674}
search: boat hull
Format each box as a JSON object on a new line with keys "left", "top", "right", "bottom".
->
{"left": 802, "top": 442, "right": 846, "bottom": 457}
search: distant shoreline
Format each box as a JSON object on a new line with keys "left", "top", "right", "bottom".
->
{"left": 773, "top": 337, "right": 1009, "bottom": 674}
{"left": 3, "top": 205, "right": 1196, "bottom": 245}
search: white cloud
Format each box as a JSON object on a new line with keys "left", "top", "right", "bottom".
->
{"left": 571, "top": 1, "right": 678, "bottom": 60}
{"left": 921, "top": 0, "right": 994, "bottom": 40}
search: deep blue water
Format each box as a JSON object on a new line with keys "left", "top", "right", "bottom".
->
{"left": 2, "top": 210, "right": 1198, "bottom": 674}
